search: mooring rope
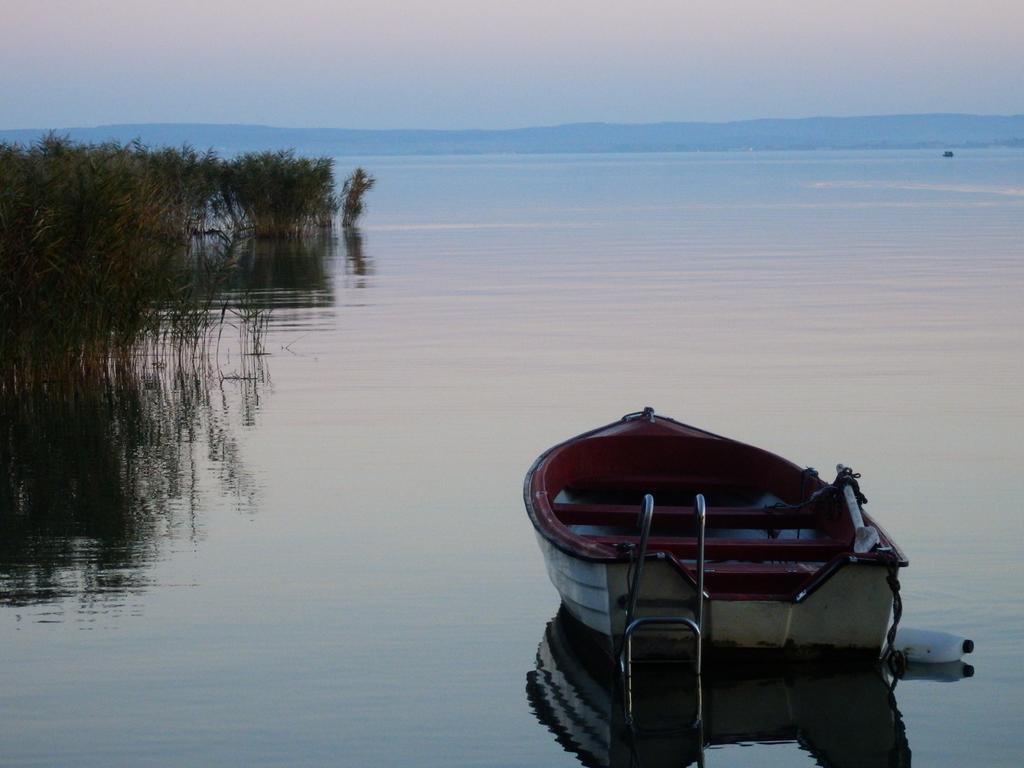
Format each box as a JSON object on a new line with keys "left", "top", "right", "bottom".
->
{"left": 765, "top": 465, "right": 857, "bottom": 513}
{"left": 886, "top": 669, "right": 912, "bottom": 768}
{"left": 833, "top": 464, "right": 869, "bottom": 506}
{"left": 883, "top": 561, "right": 911, "bottom": 767}
{"left": 882, "top": 549, "right": 907, "bottom": 679}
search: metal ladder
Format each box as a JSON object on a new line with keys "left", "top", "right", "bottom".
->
{"left": 619, "top": 493, "right": 706, "bottom": 727}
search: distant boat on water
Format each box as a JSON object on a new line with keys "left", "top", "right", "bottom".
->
{"left": 943, "top": 150, "right": 955, "bottom": 157}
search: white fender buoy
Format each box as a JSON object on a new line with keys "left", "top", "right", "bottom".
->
{"left": 895, "top": 627, "right": 974, "bottom": 664}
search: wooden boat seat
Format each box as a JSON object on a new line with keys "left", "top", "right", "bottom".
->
{"left": 585, "top": 534, "right": 849, "bottom": 563}
{"left": 626, "top": 562, "right": 821, "bottom": 600}
{"left": 557, "top": 496, "right": 847, "bottom": 596}
{"left": 559, "top": 475, "right": 792, "bottom": 509}
{"left": 552, "top": 501, "right": 815, "bottom": 531}
{"left": 697, "top": 562, "right": 820, "bottom": 598}
{"left": 567, "top": 475, "right": 754, "bottom": 491}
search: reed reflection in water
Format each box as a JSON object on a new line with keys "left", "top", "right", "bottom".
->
{"left": 343, "top": 229, "right": 374, "bottom": 288}
{"left": 215, "top": 231, "right": 370, "bottom": 311}
{"left": 225, "top": 235, "right": 339, "bottom": 310}
{"left": 0, "top": 362, "right": 267, "bottom": 611}
{"left": 0, "top": 234, "right": 352, "bottom": 616}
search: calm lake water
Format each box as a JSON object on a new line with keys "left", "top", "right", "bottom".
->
{"left": 2, "top": 150, "right": 1022, "bottom": 766}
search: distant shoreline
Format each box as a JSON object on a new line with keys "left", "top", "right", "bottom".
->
{"left": 2, "top": 114, "right": 1023, "bottom": 156}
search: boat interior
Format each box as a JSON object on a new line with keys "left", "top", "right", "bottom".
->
{"left": 543, "top": 432, "right": 866, "bottom": 600}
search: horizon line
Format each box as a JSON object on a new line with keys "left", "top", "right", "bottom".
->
{"left": 4, "top": 111, "right": 1024, "bottom": 134}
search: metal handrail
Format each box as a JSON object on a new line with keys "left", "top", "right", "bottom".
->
{"left": 620, "top": 494, "right": 708, "bottom": 726}
{"left": 693, "top": 492, "right": 706, "bottom": 668}
{"left": 623, "top": 494, "right": 655, "bottom": 633}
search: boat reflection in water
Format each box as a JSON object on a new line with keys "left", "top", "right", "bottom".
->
{"left": 527, "top": 609, "right": 933, "bottom": 768}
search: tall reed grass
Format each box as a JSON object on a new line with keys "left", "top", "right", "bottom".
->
{"left": 0, "top": 136, "right": 373, "bottom": 384}
{"left": 223, "top": 150, "right": 337, "bottom": 238}
{"left": 341, "top": 167, "right": 376, "bottom": 228}
{"left": 1, "top": 137, "right": 189, "bottom": 379}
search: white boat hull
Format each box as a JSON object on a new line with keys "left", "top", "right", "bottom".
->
{"left": 536, "top": 531, "right": 893, "bottom": 659}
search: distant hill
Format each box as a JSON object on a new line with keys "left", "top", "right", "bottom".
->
{"left": 3, "top": 114, "right": 1023, "bottom": 155}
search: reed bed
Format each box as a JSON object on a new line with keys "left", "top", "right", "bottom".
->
{"left": 0, "top": 136, "right": 373, "bottom": 384}
{"left": 222, "top": 150, "right": 337, "bottom": 238}
{"left": 1, "top": 137, "right": 187, "bottom": 380}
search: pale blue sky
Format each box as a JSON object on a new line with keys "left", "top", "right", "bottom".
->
{"left": 2, "top": 0, "right": 1022, "bottom": 129}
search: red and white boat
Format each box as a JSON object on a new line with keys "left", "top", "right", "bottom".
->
{"left": 524, "top": 408, "right": 908, "bottom": 661}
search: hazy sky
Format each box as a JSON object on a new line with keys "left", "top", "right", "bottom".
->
{"left": 2, "top": 0, "right": 1022, "bottom": 129}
